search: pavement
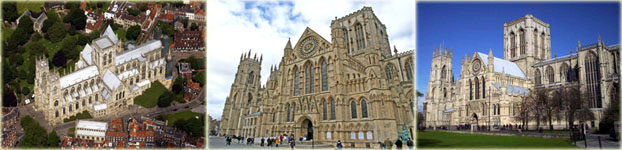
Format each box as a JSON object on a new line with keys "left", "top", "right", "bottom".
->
{"left": 573, "top": 134, "right": 620, "bottom": 149}
{"left": 208, "top": 136, "right": 335, "bottom": 150}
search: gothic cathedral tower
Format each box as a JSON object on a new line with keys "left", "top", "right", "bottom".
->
{"left": 425, "top": 46, "right": 453, "bottom": 128}
{"left": 503, "top": 14, "right": 551, "bottom": 80}
{"left": 220, "top": 50, "right": 263, "bottom": 136}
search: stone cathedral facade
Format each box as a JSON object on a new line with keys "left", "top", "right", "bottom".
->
{"left": 425, "top": 14, "right": 620, "bottom": 130}
{"left": 219, "top": 7, "right": 415, "bottom": 148}
{"left": 33, "top": 25, "right": 168, "bottom": 126}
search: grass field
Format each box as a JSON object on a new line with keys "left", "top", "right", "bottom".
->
{"left": 134, "top": 81, "right": 167, "bottom": 108}
{"left": 417, "top": 131, "right": 575, "bottom": 148}
{"left": 17, "top": 0, "right": 44, "bottom": 14}
{"left": 157, "top": 110, "right": 204, "bottom": 126}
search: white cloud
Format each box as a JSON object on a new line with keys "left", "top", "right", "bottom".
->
{"left": 206, "top": 0, "right": 415, "bottom": 119}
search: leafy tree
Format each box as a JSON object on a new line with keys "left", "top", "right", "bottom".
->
{"left": 22, "top": 87, "right": 30, "bottom": 95}
{"left": 2, "top": 87, "right": 17, "bottom": 107}
{"left": 173, "top": 115, "right": 205, "bottom": 137}
{"left": 52, "top": 50, "right": 67, "bottom": 67}
{"left": 193, "top": 71, "right": 205, "bottom": 86}
{"left": 158, "top": 91, "right": 174, "bottom": 107}
{"left": 77, "top": 34, "right": 89, "bottom": 46}
{"left": 32, "top": 33, "right": 43, "bottom": 41}
{"left": 172, "top": 77, "right": 185, "bottom": 94}
{"left": 48, "top": 22, "right": 67, "bottom": 42}
{"left": 158, "top": 23, "right": 175, "bottom": 37}
{"left": 64, "top": 2, "right": 80, "bottom": 10}
{"left": 19, "top": 115, "right": 48, "bottom": 147}
{"left": 126, "top": 25, "right": 141, "bottom": 41}
{"left": 2, "top": 2, "right": 19, "bottom": 22}
{"left": 29, "top": 41, "right": 47, "bottom": 57}
{"left": 47, "top": 131, "right": 60, "bottom": 147}
{"left": 9, "top": 54, "right": 24, "bottom": 66}
{"left": 190, "top": 22, "right": 199, "bottom": 31}
{"left": 127, "top": 8, "right": 140, "bottom": 16}
{"left": 64, "top": 8, "right": 86, "bottom": 30}
{"left": 18, "top": 15, "right": 35, "bottom": 34}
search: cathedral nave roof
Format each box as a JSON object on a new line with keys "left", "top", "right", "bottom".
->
{"left": 103, "top": 70, "right": 122, "bottom": 91}
{"left": 476, "top": 52, "right": 526, "bottom": 78}
{"left": 116, "top": 40, "right": 162, "bottom": 66}
{"left": 59, "top": 65, "right": 100, "bottom": 89}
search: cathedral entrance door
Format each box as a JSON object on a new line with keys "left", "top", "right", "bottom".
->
{"left": 301, "top": 119, "right": 313, "bottom": 140}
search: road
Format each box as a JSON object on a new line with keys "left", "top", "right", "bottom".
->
{"left": 573, "top": 134, "right": 620, "bottom": 149}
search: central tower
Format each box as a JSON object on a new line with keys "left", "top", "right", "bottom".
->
{"left": 503, "top": 14, "right": 551, "bottom": 79}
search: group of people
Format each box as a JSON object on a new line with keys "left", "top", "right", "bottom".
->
{"left": 374, "top": 137, "right": 414, "bottom": 149}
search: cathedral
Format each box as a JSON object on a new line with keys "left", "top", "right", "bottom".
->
{"left": 219, "top": 7, "right": 415, "bottom": 148}
{"left": 424, "top": 14, "right": 620, "bottom": 130}
{"left": 33, "top": 25, "right": 168, "bottom": 126}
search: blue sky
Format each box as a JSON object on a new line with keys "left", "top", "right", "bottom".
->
{"left": 207, "top": 0, "right": 415, "bottom": 119}
{"left": 416, "top": 2, "right": 620, "bottom": 111}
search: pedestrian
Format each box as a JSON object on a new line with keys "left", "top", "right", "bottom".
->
{"left": 395, "top": 137, "right": 403, "bottom": 149}
{"left": 378, "top": 141, "right": 385, "bottom": 149}
{"left": 276, "top": 138, "right": 280, "bottom": 147}
{"left": 336, "top": 140, "right": 343, "bottom": 149}
{"left": 300, "top": 136, "right": 303, "bottom": 144}
{"left": 261, "top": 137, "right": 265, "bottom": 146}
{"left": 406, "top": 138, "right": 413, "bottom": 150}
{"left": 290, "top": 139, "right": 296, "bottom": 149}
{"left": 384, "top": 138, "right": 393, "bottom": 149}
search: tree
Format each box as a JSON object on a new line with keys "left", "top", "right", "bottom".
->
{"left": 19, "top": 115, "right": 48, "bottom": 147}
{"left": 18, "top": 15, "right": 35, "bottom": 34}
{"left": 127, "top": 8, "right": 140, "bottom": 16}
{"left": 561, "top": 84, "right": 595, "bottom": 129}
{"left": 172, "top": 77, "right": 185, "bottom": 94}
{"left": 48, "top": 22, "right": 67, "bottom": 42}
{"left": 29, "top": 41, "right": 47, "bottom": 57}
{"left": 193, "top": 71, "right": 205, "bottom": 86}
{"left": 2, "top": 2, "right": 19, "bottom": 22}
{"left": 77, "top": 34, "right": 89, "bottom": 46}
{"left": 47, "top": 131, "right": 60, "bottom": 147}
{"left": 126, "top": 25, "right": 141, "bottom": 41}
{"left": 158, "top": 91, "right": 174, "bottom": 107}
{"left": 64, "top": 8, "right": 87, "bottom": 30}
{"left": 190, "top": 22, "right": 199, "bottom": 31}
{"left": 52, "top": 50, "right": 67, "bottom": 67}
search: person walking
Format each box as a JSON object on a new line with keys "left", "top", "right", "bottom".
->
{"left": 384, "top": 138, "right": 393, "bottom": 149}
{"left": 261, "top": 137, "right": 265, "bottom": 146}
{"left": 299, "top": 136, "right": 303, "bottom": 144}
{"left": 276, "top": 138, "right": 280, "bottom": 147}
{"left": 406, "top": 138, "right": 413, "bottom": 150}
{"left": 290, "top": 139, "right": 296, "bottom": 149}
{"left": 395, "top": 138, "right": 403, "bottom": 149}
{"left": 336, "top": 140, "right": 343, "bottom": 149}
{"left": 378, "top": 141, "right": 385, "bottom": 149}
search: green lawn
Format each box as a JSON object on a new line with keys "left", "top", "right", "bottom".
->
{"left": 134, "top": 81, "right": 167, "bottom": 108}
{"left": 16, "top": 0, "right": 44, "bottom": 14}
{"left": 157, "top": 110, "right": 204, "bottom": 126}
{"left": 417, "top": 131, "right": 575, "bottom": 148}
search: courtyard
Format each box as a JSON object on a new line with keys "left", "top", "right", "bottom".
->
{"left": 417, "top": 131, "right": 576, "bottom": 148}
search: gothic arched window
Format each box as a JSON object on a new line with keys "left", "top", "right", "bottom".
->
{"left": 344, "top": 28, "right": 350, "bottom": 53}
{"left": 247, "top": 93, "right": 252, "bottom": 103}
{"left": 305, "top": 63, "right": 314, "bottom": 94}
{"left": 323, "top": 100, "right": 327, "bottom": 120}
{"left": 482, "top": 77, "right": 486, "bottom": 98}
{"left": 355, "top": 23, "right": 365, "bottom": 49}
{"left": 547, "top": 66, "right": 554, "bottom": 84}
{"left": 321, "top": 60, "right": 328, "bottom": 91}
{"left": 519, "top": 29, "right": 525, "bottom": 55}
{"left": 331, "top": 99, "right": 336, "bottom": 120}
{"left": 474, "top": 77, "right": 480, "bottom": 99}
{"left": 405, "top": 60, "right": 413, "bottom": 81}
{"left": 294, "top": 67, "right": 300, "bottom": 96}
{"left": 469, "top": 79, "right": 473, "bottom": 100}
{"left": 534, "top": 29, "right": 538, "bottom": 59}
{"left": 510, "top": 32, "right": 516, "bottom": 58}
{"left": 54, "top": 100, "right": 58, "bottom": 106}
{"left": 351, "top": 101, "right": 357, "bottom": 118}
{"left": 248, "top": 71, "right": 254, "bottom": 84}
{"left": 541, "top": 33, "right": 545, "bottom": 58}
{"left": 55, "top": 111, "right": 59, "bottom": 118}
{"left": 361, "top": 100, "right": 368, "bottom": 118}
{"left": 287, "top": 104, "right": 291, "bottom": 122}
{"left": 560, "top": 63, "right": 569, "bottom": 82}
{"left": 535, "top": 69, "right": 542, "bottom": 85}
{"left": 441, "top": 65, "right": 447, "bottom": 80}
{"left": 385, "top": 63, "right": 394, "bottom": 81}
{"left": 585, "top": 52, "right": 602, "bottom": 108}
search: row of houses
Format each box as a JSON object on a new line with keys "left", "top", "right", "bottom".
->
{"left": 62, "top": 116, "right": 203, "bottom": 148}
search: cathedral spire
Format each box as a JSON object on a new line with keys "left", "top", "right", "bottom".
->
{"left": 598, "top": 33, "right": 602, "bottom": 43}
{"left": 285, "top": 37, "right": 292, "bottom": 50}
